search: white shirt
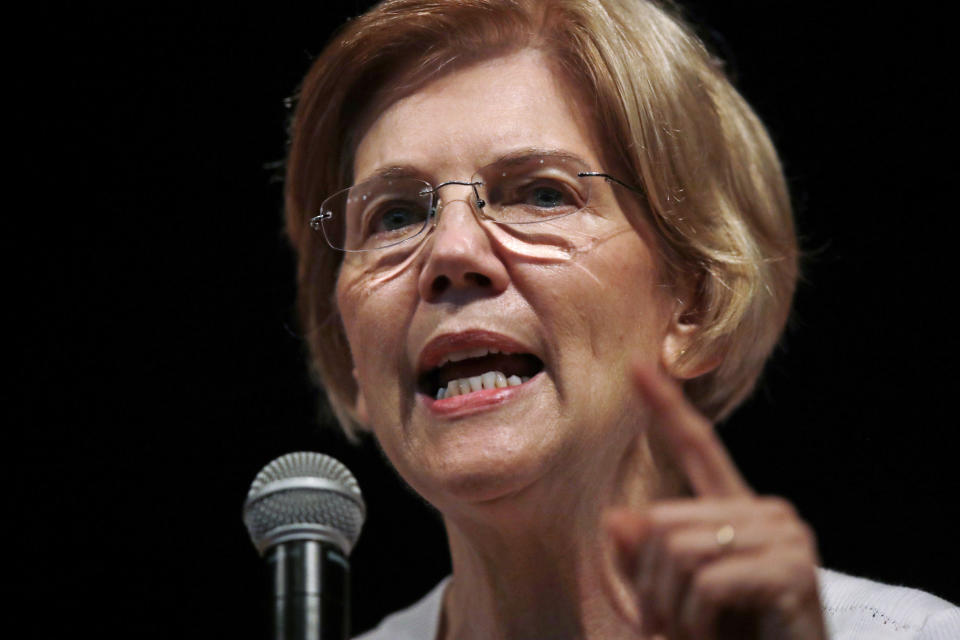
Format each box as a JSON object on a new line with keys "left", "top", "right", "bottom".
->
{"left": 354, "top": 569, "right": 959, "bottom": 639}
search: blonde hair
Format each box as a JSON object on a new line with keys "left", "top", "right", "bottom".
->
{"left": 285, "top": 0, "right": 798, "bottom": 438}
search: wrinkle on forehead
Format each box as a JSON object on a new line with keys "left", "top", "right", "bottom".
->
{"left": 353, "top": 50, "right": 602, "bottom": 185}
{"left": 338, "top": 49, "right": 649, "bottom": 297}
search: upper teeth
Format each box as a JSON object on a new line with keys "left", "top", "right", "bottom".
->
{"left": 437, "top": 347, "right": 504, "bottom": 368}
{"left": 436, "top": 371, "right": 530, "bottom": 399}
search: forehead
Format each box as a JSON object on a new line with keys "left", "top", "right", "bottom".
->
{"left": 353, "top": 49, "right": 604, "bottom": 183}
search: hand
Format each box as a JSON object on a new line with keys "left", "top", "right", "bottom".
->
{"left": 605, "top": 364, "right": 827, "bottom": 640}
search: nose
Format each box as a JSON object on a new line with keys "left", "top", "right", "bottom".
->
{"left": 417, "top": 187, "right": 509, "bottom": 301}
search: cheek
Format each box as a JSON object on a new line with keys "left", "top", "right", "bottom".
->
{"left": 335, "top": 267, "right": 416, "bottom": 384}
{"left": 556, "top": 245, "right": 668, "bottom": 434}
{"left": 544, "top": 234, "right": 667, "bottom": 350}
{"left": 526, "top": 234, "right": 670, "bottom": 421}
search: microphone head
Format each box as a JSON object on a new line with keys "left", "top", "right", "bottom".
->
{"left": 243, "top": 452, "right": 366, "bottom": 557}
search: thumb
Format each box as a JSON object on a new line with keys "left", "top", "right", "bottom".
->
{"left": 600, "top": 509, "right": 652, "bottom": 630}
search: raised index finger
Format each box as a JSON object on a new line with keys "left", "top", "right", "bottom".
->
{"left": 632, "top": 362, "right": 752, "bottom": 498}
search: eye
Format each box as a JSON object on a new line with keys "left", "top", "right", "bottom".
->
{"left": 482, "top": 172, "right": 584, "bottom": 224}
{"left": 366, "top": 201, "right": 430, "bottom": 236}
{"left": 527, "top": 186, "right": 566, "bottom": 208}
{"left": 507, "top": 178, "right": 581, "bottom": 213}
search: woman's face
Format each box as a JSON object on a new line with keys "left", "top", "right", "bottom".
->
{"left": 337, "top": 50, "right": 686, "bottom": 511}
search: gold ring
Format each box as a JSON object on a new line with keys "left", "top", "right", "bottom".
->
{"left": 715, "top": 523, "right": 735, "bottom": 549}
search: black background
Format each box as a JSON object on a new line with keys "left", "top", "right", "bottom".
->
{"left": 16, "top": 1, "right": 958, "bottom": 636}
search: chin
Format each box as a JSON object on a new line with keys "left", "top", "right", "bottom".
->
{"left": 394, "top": 418, "right": 560, "bottom": 512}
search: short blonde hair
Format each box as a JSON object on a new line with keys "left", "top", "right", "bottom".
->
{"left": 285, "top": 0, "right": 798, "bottom": 438}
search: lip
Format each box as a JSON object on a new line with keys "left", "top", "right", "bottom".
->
{"left": 416, "top": 329, "right": 539, "bottom": 375}
{"left": 414, "top": 329, "right": 543, "bottom": 418}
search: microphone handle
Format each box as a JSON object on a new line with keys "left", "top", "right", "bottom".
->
{"left": 268, "top": 540, "right": 350, "bottom": 640}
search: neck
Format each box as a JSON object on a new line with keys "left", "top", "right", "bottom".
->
{"left": 437, "top": 433, "right": 671, "bottom": 640}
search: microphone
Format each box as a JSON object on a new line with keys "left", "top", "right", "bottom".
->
{"left": 243, "top": 452, "right": 366, "bottom": 640}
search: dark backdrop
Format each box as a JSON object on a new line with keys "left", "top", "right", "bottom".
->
{"left": 16, "top": 1, "right": 958, "bottom": 636}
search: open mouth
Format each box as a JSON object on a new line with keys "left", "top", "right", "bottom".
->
{"left": 418, "top": 350, "right": 544, "bottom": 400}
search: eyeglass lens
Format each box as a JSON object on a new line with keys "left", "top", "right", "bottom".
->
{"left": 317, "top": 152, "right": 594, "bottom": 253}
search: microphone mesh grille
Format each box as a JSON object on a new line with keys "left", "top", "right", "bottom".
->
{"left": 243, "top": 452, "right": 365, "bottom": 554}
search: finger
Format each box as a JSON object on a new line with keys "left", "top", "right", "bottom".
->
{"left": 638, "top": 517, "right": 667, "bottom": 636}
{"left": 643, "top": 518, "right": 805, "bottom": 638}
{"left": 604, "top": 510, "right": 671, "bottom": 635}
{"left": 603, "top": 510, "right": 648, "bottom": 578}
{"left": 678, "top": 548, "right": 824, "bottom": 639}
{"left": 632, "top": 362, "right": 751, "bottom": 497}
{"left": 601, "top": 511, "right": 649, "bottom": 632}
{"left": 649, "top": 527, "right": 705, "bottom": 639}
{"left": 643, "top": 496, "right": 797, "bottom": 529}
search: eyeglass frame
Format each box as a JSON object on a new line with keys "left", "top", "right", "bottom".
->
{"left": 308, "top": 169, "right": 645, "bottom": 253}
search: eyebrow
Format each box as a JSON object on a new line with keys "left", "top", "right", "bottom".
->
{"left": 357, "top": 148, "right": 592, "bottom": 185}
{"left": 361, "top": 165, "right": 430, "bottom": 182}
{"left": 489, "top": 148, "right": 591, "bottom": 169}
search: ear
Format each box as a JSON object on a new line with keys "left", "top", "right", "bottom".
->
{"left": 352, "top": 368, "right": 371, "bottom": 429}
{"left": 660, "top": 285, "right": 720, "bottom": 380}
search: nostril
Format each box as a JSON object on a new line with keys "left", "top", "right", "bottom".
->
{"left": 466, "top": 272, "right": 491, "bottom": 287}
{"left": 429, "top": 272, "right": 491, "bottom": 295}
{"left": 431, "top": 275, "right": 451, "bottom": 294}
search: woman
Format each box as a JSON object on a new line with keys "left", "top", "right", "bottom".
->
{"left": 284, "top": 1, "right": 959, "bottom": 638}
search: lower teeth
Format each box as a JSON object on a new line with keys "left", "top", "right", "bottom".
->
{"left": 436, "top": 371, "right": 530, "bottom": 399}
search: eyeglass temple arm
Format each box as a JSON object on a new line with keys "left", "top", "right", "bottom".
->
{"left": 578, "top": 172, "right": 646, "bottom": 199}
